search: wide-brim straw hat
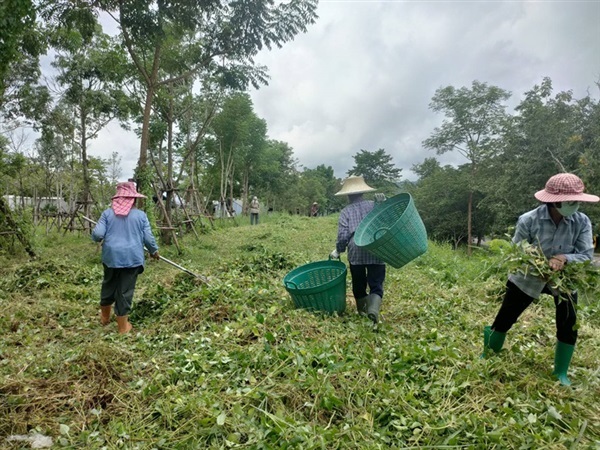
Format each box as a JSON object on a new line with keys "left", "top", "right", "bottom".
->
{"left": 534, "top": 173, "right": 599, "bottom": 203}
{"left": 112, "top": 181, "right": 146, "bottom": 199}
{"left": 335, "top": 175, "right": 376, "bottom": 196}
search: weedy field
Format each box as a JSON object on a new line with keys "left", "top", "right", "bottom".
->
{"left": 1, "top": 213, "right": 599, "bottom": 449}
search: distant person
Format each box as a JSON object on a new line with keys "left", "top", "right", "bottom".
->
{"left": 481, "top": 173, "right": 598, "bottom": 385}
{"left": 249, "top": 196, "right": 260, "bottom": 225}
{"left": 310, "top": 202, "right": 319, "bottom": 217}
{"left": 91, "top": 181, "right": 159, "bottom": 334}
{"left": 330, "top": 175, "right": 386, "bottom": 326}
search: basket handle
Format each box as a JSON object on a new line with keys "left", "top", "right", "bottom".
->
{"left": 285, "top": 280, "right": 298, "bottom": 289}
{"left": 374, "top": 228, "right": 389, "bottom": 240}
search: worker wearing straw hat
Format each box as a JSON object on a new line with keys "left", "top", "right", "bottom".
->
{"left": 92, "top": 181, "right": 160, "bottom": 334}
{"left": 331, "top": 175, "right": 386, "bottom": 326}
{"left": 482, "top": 173, "right": 598, "bottom": 386}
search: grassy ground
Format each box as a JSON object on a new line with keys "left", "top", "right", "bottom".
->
{"left": 1, "top": 213, "right": 599, "bottom": 449}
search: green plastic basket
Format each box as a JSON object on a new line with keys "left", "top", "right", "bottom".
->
{"left": 283, "top": 259, "right": 347, "bottom": 314}
{"left": 354, "top": 193, "right": 428, "bottom": 268}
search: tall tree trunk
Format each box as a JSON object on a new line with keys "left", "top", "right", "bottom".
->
{"left": 161, "top": 98, "right": 174, "bottom": 245}
{"left": 467, "top": 190, "right": 473, "bottom": 256}
{"left": 80, "top": 109, "right": 92, "bottom": 226}
{"left": 138, "top": 86, "right": 154, "bottom": 187}
{"left": 242, "top": 168, "right": 249, "bottom": 215}
{"left": 135, "top": 45, "right": 161, "bottom": 198}
{"left": 166, "top": 94, "right": 174, "bottom": 221}
{"left": 229, "top": 166, "right": 235, "bottom": 216}
{"left": 218, "top": 141, "right": 236, "bottom": 217}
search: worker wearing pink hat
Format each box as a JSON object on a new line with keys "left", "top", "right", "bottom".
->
{"left": 92, "top": 182, "right": 159, "bottom": 334}
{"left": 482, "top": 173, "right": 598, "bottom": 386}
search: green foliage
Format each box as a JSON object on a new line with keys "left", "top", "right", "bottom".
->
{"left": 0, "top": 0, "right": 38, "bottom": 98}
{"left": 1, "top": 215, "right": 599, "bottom": 448}
{"left": 296, "top": 165, "right": 342, "bottom": 214}
{"left": 409, "top": 163, "right": 494, "bottom": 246}
{"left": 487, "top": 238, "right": 512, "bottom": 254}
{"left": 0, "top": 204, "right": 34, "bottom": 257}
{"left": 348, "top": 148, "right": 402, "bottom": 196}
{"left": 499, "top": 240, "right": 599, "bottom": 296}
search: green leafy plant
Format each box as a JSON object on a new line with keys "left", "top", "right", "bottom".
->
{"left": 501, "top": 240, "right": 599, "bottom": 296}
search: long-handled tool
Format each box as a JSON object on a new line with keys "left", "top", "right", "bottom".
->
{"left": 82, "top": 215, "right": 209, "bottom": 285}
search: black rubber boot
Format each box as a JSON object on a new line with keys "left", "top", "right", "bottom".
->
{"left": 355, "top": 296, "right": 368, "bottom": 315}
{"left": 367, "top": 294, "right": 382, "bottom": 325}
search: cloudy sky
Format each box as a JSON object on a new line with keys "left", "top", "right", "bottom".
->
{"left": 90, "top": 0, "right": 600, "bottom": 181}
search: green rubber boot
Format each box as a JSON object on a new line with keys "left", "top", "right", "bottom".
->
{"left": 552, "top": 341, "right": 575, "bottom": 386}
{"left": 481, "top": 325, "right": 506, "bottom": 358}
{"left": 355, "top": 296, "right": 368, "bottom": 315}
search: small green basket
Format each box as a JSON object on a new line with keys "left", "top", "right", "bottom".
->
{"left": 354, "top": 193, "right": 428, "bottom": 269}
{"left": 283, "top": 259, "right": 347, "bottom": 314}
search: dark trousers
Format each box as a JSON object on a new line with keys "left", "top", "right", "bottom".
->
{"left": 349, "top": 264, "right": 386, "bottom": 299}
{"left": 100, "top": 264, "right": 143, "bottom": 316}
{"left": 492, "top": 280, "right": 578, "bottom": 345}
{"left": 250, "top": 213, "right": 259, "bottom": 225}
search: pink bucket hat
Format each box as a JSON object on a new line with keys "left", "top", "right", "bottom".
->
{"left": 534, "top": 173, "right": 599, "bottom": 203}
{"left": 111, "top": 181, "right": 146, "bottom": 216}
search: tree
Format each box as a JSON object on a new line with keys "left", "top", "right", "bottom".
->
{"left": 175, "top": 89, "right": 220, "bottom": 216}
{"left": 107, "top": 151, "right": 122, "bottom": 185}
{"left": 410, "top": 161, "right": 493, "bottom": 248}
{"left": 49, "top": 24, "right": 131, "bottom": 218}
{"left": 0, "top": 133, "right": 35, "bottom": 257}
{"left": 1, "top": 1, "right": 49, "bottom": 136}
{"left": 412, "top": 157, "right": 441, "bottom": 179}
{"left": 0, "top": 0, "right": 39, "bottom": 100}
{"left": 347, "top": 148, "right": 402, "bottom": 196}
{"left": 576, "top": 86, "right": 600, "bottom": 230}
{"left": 206, "top": 93, "right": 258, "bottom": 216}
{"left": 295, "top": 165, "right": 339, "bottom": 215}
{"left": 42, "top": 0, "right": 318, "bottom": 195}
{"left": 253, "top": 140, "right": 298, "bottom": 212}
{"left": 423, "top": 80, "right": 510, "bottom": 254}
{"left": 481, "top": 78, "right": 600, "bottom": 233}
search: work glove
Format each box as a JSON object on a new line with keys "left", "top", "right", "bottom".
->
{"left": 374, "top": 193, "right": 387, "bottom": 203}
{"left": 330, "top": 249, "right": 340, "bottom": 259}
{"left": 151, "top": 251, "right": 160, "bottom": 261}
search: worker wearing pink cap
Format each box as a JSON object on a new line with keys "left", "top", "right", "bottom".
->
{"left": 482, "top": 173, "right": 599, "bottom": 386}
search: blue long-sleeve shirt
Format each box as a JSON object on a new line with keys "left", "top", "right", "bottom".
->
{"left": 509, "top": 204, "right": 594, "bottom": 298}
{"left": 91, "top": 208, "right": 159, "bottom": 268}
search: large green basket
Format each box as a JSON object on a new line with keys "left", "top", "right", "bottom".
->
{"left": 283, "top": 259, "right": 347, "bottom": 314}
{"left": 354, "top": 193, "right": 428, "bottom": 268}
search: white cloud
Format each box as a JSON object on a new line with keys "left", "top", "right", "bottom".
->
{"left": 249, "top": 0, "right": 600, "bottom": 180}
{"left": 79, "top": 1, "right": 599, "bottom": 182}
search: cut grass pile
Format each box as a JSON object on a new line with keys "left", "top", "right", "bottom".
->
{"left": 0, "top": 213, "right": 599, "bottom": 449}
